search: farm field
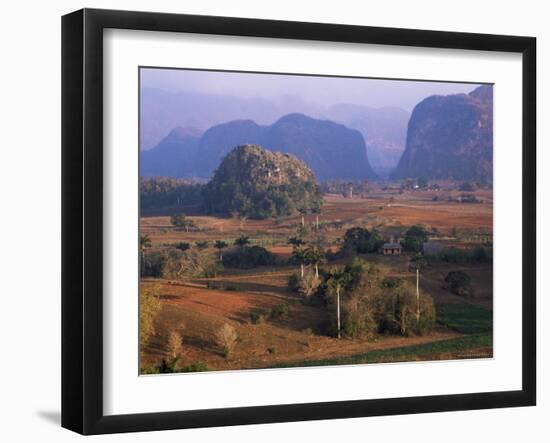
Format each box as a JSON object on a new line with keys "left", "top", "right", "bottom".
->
{"left": 140, "top": 188, "right": 493, "bottom": 373}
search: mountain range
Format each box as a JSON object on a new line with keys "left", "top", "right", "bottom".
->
{"left": 141, "top": 84, "right": 493, "bottom": 182}
{"left": 141, "top": 113, "right": 377, "bottom": 181}
{"left": 140, "top": 88, "right": 409, "bottom": 176}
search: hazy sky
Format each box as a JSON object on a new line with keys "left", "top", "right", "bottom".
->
{"left": 141, "top": 68, "right": 483, "bottom": 112}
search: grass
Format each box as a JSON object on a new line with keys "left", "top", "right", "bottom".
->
{"left": 272, "top": 334, "right": 492, "bottom": 368}
{"left": 437, "top": 303, "right": 493, "bottom": 334}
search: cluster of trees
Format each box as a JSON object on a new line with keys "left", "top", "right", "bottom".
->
{"left": 289, "top": 258, "right": 436, "bottom": 339}
{"left": 170, "top": 213, "right": 198, "bottom": 232}
{"left": 222, "top": 235, "right": 276, "bottom": 269}
{"left": 341, "top": 227, "right": 383, "bottom": 255}
{"left": 401, "top": 225, "right": 429, "bottom": 252}
{"left": 140, "top": 177, "right": 204, "bottom": 212}
{"left": 437, "top": 246, "right": 492, "bottom": 264}
{"left": 141, "top": 244, "right": 221, "bottom": 280}
{"left": 319, "top": 180, "right": 369, "bottom": 197}
{"left": 141, "top": 233, "right": 278, "bottom": 278}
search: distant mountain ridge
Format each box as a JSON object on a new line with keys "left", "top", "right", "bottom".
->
{"left": 391, "top": 85, "right": 493, "bottom": 182}
{"left": 141, "top": 113, "right": 377, "bottom": 181}
{"left": 325, "top": 104, "right": 410, "bottom": 176}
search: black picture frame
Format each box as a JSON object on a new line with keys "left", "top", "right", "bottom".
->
{"left": 62, "top": 8, "right": 536, "bottom": 435}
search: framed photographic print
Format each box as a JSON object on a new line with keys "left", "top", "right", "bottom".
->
{"left": 62, "top": 8, "right": 536, "bottom": 435}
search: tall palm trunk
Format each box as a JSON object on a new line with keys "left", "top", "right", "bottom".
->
{"left": 336, "top": 286, "right": 341, "bottom": 339}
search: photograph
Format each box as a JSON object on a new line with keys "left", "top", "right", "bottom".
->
{"left": 138, "top": 67, "right": 494, "bottom": 374}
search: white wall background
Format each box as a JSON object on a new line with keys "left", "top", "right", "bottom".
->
{"left": 0, "top": 0, "right": 546, "bottom": 441}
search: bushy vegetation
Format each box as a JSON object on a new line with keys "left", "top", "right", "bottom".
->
{"left": 140, "top": 285, "right": 162, "bottom": 347}
{"left": 319, "top": 180, "right": 369, "bottom": 197}
{"left": 250, "top": 311, "right": 266, "bottom": 325}
{"left": 320, "top": 259, "right": 436, "bottom": 339}
{"left": 170, "top": 213, "right": 198, "bottom": 231}
{"left": 203, "top": 145, "right": 323, "bottom": 219}
{"left": 437, "top": 246, "right": 492, "bottom": 264}
{"left": 445, "top": 270, "right": 474, "bottom": 296}
{"left": 141, "top": 248, "right": 221, "bottom": 279}
{"left": 214, "top": 323, "right": 239, "bottom": 358}
{"left": 222, "top": 245, "right": 275, "bottom": 269}
{"left": 341, "top": 227, "right": 383, "bottom": 255}
{"left": 140, "top": 177, "right": 204, "bottom": 212}
{"left": 270, "top": 303, "right": 290, "bottom": 319}
{"left": 143, "top": 359, "right": 209, "bottom": 374}
{"left": 401, "top": 225, "right": 428, "bottom": 252}
{"left": 458, "top": 181, "right": 477, "bottom": 192}
{"left": 166, "top": 330, "right": 183, "bottom": 359}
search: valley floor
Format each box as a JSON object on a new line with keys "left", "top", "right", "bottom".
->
{"left": 140, "top": 189, "right": 493, "bottom": 373}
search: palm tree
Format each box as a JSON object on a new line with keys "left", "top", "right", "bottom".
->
{"left": 195, "top": 240, "right": 209, "bottom": 250}
{"left": 140, "top": 234, "right": 152, "bottom": 251}
{"left": 326, "top": 267, "right": 348, "bottom": 339}
{"left": 409, "top": 252, "right": 427, "bottom": 322}
{"left": 140, "top": 235, "right": 152, "bottom": 263}
{"left": 304, "top": 246, "right": 326, "bottom": 278}
{"left": 291, "top": 246, "right": 307, "bottom": 278}
{"left": 234, "top": 235, "right": 250, "bottom": 248}
{"left": 174, "top": 242, "right": 190, "bottom": 252}
{"left": 289, "top": 236, "right": 307, "bottom": 278}
{"left": 214, "top": 240, "right": 228, "bottom": 261}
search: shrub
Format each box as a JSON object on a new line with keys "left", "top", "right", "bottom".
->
{"left": 162, "top": 248, "right": 221, "bottom": 279}
{"left": 214, "top": 323, "right": 239, "bottom": 358}
{"left": 224, "top": 285, "right": 239, "bottom": 291}
{"left": 166, "top": 330, "right": 183, "bottom": 358}
{"left": 298, "top": 271, "right": 322, "bottom": 299}
{"left": 250, "top": 311, "right": 265, "bottom": 325}
{"left": 459, "top": 181, "right": 477, "bottom": 192}
{"left": 195, "top": 240, "right": 209, "bottom": 250}
{"left": 445, "top": 270, "right": 474, "bottom": 296}
{"left": 470, "top": 246, "right": 491, "bottom": 263}
{"left": 180, "top": 362, "right": 209, "bottom": 373}
{"left": 140, "top": 285, "right": 162, "bottom": 347}
{"left": 222, "top": 245, "right": 275, "bottom": 269}
{"left": 459, "top": 193, "right": 482, "bottom": 203}
{"left": 170, "top": 213, "right": 197, "bottom": 231}
{"left": 174, "top": 242, "right": 191, "bottom": 252}
{"left": 287, "top": 273, "right": 301, "bottom": 292}
{"left": 141, "top": 251, "right": 166, "bottom": 277}
{"left": 380, "top": 276, "right": 401, "bottom": 289}
{"left": 270, "top": 303, "right": 290, "bottom": 319}
{"left": 438, "top": 247, "right": 469, "bottom": 263}
{"left": 341, "top": 300, "right": 377, "bottom": 339}
{"left": 157, "top": 356, "right": 180, "bottom": 373}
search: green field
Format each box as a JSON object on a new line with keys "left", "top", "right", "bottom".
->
{"left": 437, "top": 303, "right": 493, "bottom": 334}
{"left": 274, "top": 334, "right": 493, "bottom": 368}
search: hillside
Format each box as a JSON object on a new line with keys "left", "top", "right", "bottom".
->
{"left": 202, "top": 144, "right": 323, "bottom": 219}
{"left": 141, "top": 113, "right": 377, "bottom": 181}
{"left": 391, "top": 85, "right": 493, "bottom": 181}
{"left": 139, "top": 127, "right": 201, "bottom": 178}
